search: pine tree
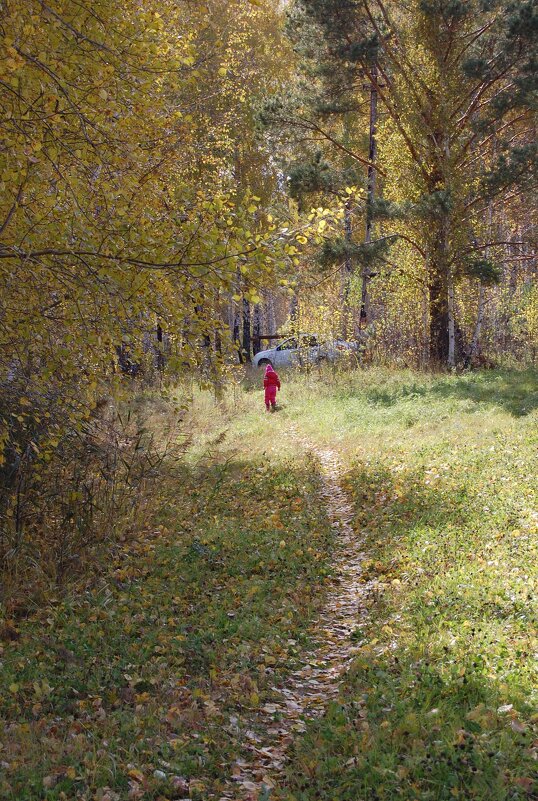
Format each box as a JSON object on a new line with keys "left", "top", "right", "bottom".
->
{"left": 280, "top": 0, "right": 538, "bottom": 364}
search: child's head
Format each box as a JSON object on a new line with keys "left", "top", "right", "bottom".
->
{"left": 265, "top": 364, "right": 274, "bottom": 374}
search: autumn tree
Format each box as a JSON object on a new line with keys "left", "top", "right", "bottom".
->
{"left": 0, "top": 0, "right": 319, "bottom": 573}
{"left": 280, "top": 0, "right": 537, "bottom": 365}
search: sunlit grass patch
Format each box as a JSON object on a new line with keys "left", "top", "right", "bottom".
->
{"left": 280, "top": 368, "right": 538, "bottom": 801}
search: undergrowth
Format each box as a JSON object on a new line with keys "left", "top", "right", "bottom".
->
{"left": 0, "top": 434, "right": 332, "bottom": 800}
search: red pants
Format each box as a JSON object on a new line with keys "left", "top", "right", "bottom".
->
{"left": 265, "top": 387, "right": 277, "bottom": 407}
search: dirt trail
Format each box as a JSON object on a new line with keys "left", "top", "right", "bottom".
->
{"left": 220, "top": 441, "right": 369, "bottom": 800}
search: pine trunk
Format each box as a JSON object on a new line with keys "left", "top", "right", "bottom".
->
{"left": 428, "top": 201, "right": 451, "bottom": 365}
{"left": 429, "top": 268, "right": 449, "bottom": 365}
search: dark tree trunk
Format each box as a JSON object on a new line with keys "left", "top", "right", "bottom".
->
{"left": 252, "top": 304, "right": 261, "bottom": 355}
{"left": 155, "top": 323, "right": 165, "bottom": 371}
{"left": 342, "top": 199, "right": 353, "bottom": 339}
{"left": 265, "top": 289, "right": 276, "bottom": 336}
{"left": 233, "top": 311, "right": 243, "bottom": 363}
{"left": 429, "top": 269, "right": 449, "bottom": 365}
{"left": 233, "top": 269, "right": 243, "bottom": 363}
{"left": 289, "top": 293, "right": 299, "bottom": 330}
{"left": 242, "top": 298, "right": 251, "bottom": 363}
{"left": 427, "top": 193, "right": 452, "bottom": 366}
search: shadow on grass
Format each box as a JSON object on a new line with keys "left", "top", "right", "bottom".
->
{"left": 0, "top": 453, "right": 333, "bottom": 800}
{"left": 365, "top": 368, "right": 538, "bottom": 418}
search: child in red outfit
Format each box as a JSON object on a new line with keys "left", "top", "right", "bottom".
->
{"left": 263, "top": 364, "right": 281, "bottom": 412}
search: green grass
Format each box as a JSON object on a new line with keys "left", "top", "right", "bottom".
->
{"left": 265, "top": 367, "right": 538, "bottom": 801}
{"left": 0, "top": 450, "right": 332, "bottom": 800}
{"left": 1, "top": 366, "right": 537, "bottom": 801}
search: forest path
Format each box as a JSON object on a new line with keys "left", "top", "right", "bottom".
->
{"left": 221, "top": 432, "right": 370, "bottom": 800}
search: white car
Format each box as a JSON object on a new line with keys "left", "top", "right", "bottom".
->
{"left": 252, "top": 335, "right": 357, "bottom": 368}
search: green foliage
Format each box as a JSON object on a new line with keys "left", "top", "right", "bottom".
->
{"left": 483, "top": 144, "right": 538, "bottom": 197}
{"left": 288, "top": 154, "right": 336, "bottom": 199}
{"left": 288, "top": 155, "right": 362, "bottom": 202}
{"left": 319, "top": 236, "right": 389, "bottom": 270}
{"left": 464, "top": 258, "right": 503, "bottom": 286}
{"left": 369, "top": 197, "right": 407, "bottom": 222}
{"left": 338, "top": 35, "right": 379, "bottom": 66}
{"left": 420, "top": 0, "right": 471, "bottom": 22}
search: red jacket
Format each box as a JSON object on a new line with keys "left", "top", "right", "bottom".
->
{"left": 264, "top": 367, "right": 281, "bottom": 390}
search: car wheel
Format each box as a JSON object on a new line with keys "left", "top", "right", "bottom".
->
{"left": 257, "top": 358, "right": 272, "bottom": 367}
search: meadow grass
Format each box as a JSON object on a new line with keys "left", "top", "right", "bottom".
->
{"left": 1, "top": 366, "right": 536, "bottom": 800}
{"left": 173, "top": 366, "right": 538, "bottom": 801}
{"left": 261, "top": 366, "right": 537, "bottom": 801}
